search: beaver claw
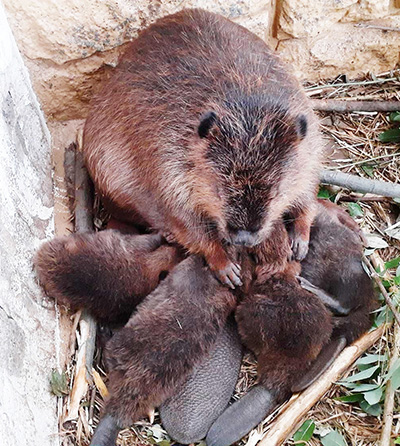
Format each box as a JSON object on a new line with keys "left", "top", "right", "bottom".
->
{"left": 216, "top": 262, "right": 242, "bottom": 289}
{"left": 290, "top": 236, "right": 309, "bottom": 261}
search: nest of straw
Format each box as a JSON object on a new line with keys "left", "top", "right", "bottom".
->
{"left": 58, "top": 70, "right": 400, "bottom": 446}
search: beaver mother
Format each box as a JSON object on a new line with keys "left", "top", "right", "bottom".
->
{"left": 83, "top": 9, "right": 323, "bottom": 287}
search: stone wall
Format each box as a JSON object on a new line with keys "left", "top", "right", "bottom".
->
{"left": 3, "top": 0, "right": 400, "bottom": 122}
{"left": 0, "top": 3, "right": 61, "bottom": 444}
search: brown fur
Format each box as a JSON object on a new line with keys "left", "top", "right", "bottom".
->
{"left": 103, "top": 255, "right": 236, "bottom": 426}
{"left": 300, "top": 199, "right": 376, "bottom": 344}
{"left": 34, "top": 231, "right": 182, "bottom": 324}
{"left": 237, "top": 221, "right": 332, "bottom": 397}
{"left": 206, "top": 200, "right": 375, "bottom": 446}
{"left": 83, "top": 9, "right": 323, "bottom": 285}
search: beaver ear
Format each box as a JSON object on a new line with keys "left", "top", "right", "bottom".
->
{"left": 198, "top": 111, "right": 218, "bottom": 138}
{"left": 296, "top": 115, "right": 308, "bottom": 140}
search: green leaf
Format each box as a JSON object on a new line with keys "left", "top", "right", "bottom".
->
{"left": 379, "top": 128, "right": 400, "bottom": 143}
{"left": 50, "top": 370, "right": 68, "bottom": 397}
{"left": 360, "top": 400, "right": 382, "bottom": 416}
{"left": 336, "top": 394, "right": 364, "bottom": 403}
{"left": 318, "top": 189, "right": 336, "bottom": 202}
{"left": 356, "top": 354, "right": 387, "bottom": 365}
{"left": 363, "top": 386, "right": 383, "bottom": 405}
{"left": 346, "top": 202, "right": 363, "bottom": 217}
{"left": 385, "top": 358, "right": 400, "bottom": 390}
{"left": 293, "top": 420, "right": 315, "bottom": 442}
{"left": 321, "top": 430, "right": 347, "bottom": 446}
{"left": 318, "top": 187, "right": 331, "bottom": 199}
{"left": 361, "top": 164, "right": 375, "bottom": 178}
{"left": 339, "top": 365, "right": 379, "bottom": 383}
{"left": 385, "top": 257, "right": 400, "bottom": 270}
{"left": 341, "top": 383, "right": 379, "bottom": 392}
{"left": 389, "top": 112, "right": 400, "bottom": 122}
{"left": 394, "top": 437, "right": 400, "bottom": 444}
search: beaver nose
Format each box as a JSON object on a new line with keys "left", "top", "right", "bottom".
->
{"left": 231, "top": 230, "right": 258, "bottom": 247}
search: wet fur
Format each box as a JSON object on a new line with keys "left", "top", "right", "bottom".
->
{"left": 83, "top": 9, "right": 323, "bottom": 283}
{"left": 34, "top": 231, "right": 182, "bottom": 325}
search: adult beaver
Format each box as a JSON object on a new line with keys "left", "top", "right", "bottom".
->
{"left": 83, "top": 9, "right": 323, "bottom": 287}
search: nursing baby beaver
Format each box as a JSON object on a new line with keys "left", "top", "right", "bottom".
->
{"left": 83, "top": 8, "right": 323, "bottom": 288}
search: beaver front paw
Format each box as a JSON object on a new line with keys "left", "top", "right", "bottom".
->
{"left": 214, "top": 262, "right": 242, "bottom": 289}
{"left": 290, "top": 235, "right": 309, "bottom": 261}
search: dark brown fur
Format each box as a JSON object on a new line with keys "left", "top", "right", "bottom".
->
{"left": 34, "top": 231, "right": 182, "bottom": 324}
{"left": 300, "top": 199, "right": 376, "bottom": 344}
{"left": 103, "top": 255, "right": 236, "bottom": 428}
{"left": 207, "top": 200, "right": 376, "bottom": 446}
{"left": 83, "top": 9, "right": 323, "bottom": 286}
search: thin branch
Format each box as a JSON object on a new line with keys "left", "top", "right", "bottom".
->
{"left": 257, "top": 324, "right": 387, "bottom": 446}
{"left": 362, "top": 254, "right": 400, "bottom": 329}
{"left": 64, "top": 142, "right": 97, "bottom": 421}
{"left": 320, "top": 170, "right": 400, "bottom": 198}
{"left": 380, "top": 323, "right": 400, "bottom": 446}
{"left": 312, "top": 99, "right": 400, "bottom": 112}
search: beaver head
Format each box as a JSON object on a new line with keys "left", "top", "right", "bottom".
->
{"left": 196, "top": 95, "right": 308, "bottom": 248}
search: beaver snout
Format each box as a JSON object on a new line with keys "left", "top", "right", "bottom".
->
{"left": 231, "top": 230, "right": 259, "bottom": 247}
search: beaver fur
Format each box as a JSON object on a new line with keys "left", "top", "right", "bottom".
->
{"left": 89, "top": 255, "right": 236, "bottom": 446}
{"left": 206, "top": 200, "right": 376, "bottom": 446}
{"left": 34, "top": 231, "right": 182, "bottom": 325}
{"left": 83, "top": 8, "right": 323, "bottom": 287}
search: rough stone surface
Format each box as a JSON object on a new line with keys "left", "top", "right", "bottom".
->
{"left": 0, "top": 3, "right": 62, "bottom": 444}
{"left": 278, "top": 17, "right": 400, "bottom": 80}
{"left": 3, "top": 0, "right": 273, "bottom": 120}
{"left": 2, "top": 0, "right": 400, "bottom": 120}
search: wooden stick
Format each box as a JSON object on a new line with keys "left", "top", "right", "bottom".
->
{"left": 258, "top": 324, "right": 387, "bottom": 446}
{"left": 320, "top": 170, "right": 400, "bottom": 198}
{"left": 380, "top": 323, "right": 400, "bottom": 446}
{"left": 312, "top": 99, "right": 400, "bottom": 112}
{"left": 362, "top": 254, "right": 400, "bottom": 329}
{"left": 65, "top": 143, "right": 97, "bottom": 421}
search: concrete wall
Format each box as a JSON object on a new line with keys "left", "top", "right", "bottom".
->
{"left": 0, "top": 2, "right": 60, "bottom": 444}
{"left": 3, "top": 0, "right": 400, "bottom": 121}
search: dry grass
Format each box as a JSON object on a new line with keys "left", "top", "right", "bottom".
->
{"left": 59, "top": 70, "right": 400, "bottom": 446}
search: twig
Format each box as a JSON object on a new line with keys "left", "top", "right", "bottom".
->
{"left": 257, "top": 324, "right": 387, "bottom": 446}
{"left": 65, "top": 142, "right": 97, "bottom": 421}
{"left": 337, "top": 195, "right": 389, "bottom": 203}
{"left": 305, "top": 77, "right": 400, "bottom": 92}
{"left": 381, "top": 323, "right": 400, "bottom": 446}
{"left": 320, "top": 170, "right": 400, "bottom": 198}
{"left": 362, "top": 254, "right": 400, "bottom": 329}
{"left": 312, "top": 99, "right": 400, "bottom": 112}
{"left": 370, "top": 253, "right": 400, "bottom": 446}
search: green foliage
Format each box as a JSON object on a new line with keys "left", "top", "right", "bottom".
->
{"left": 318, "top": 187, "right": 336, "bottom": 202}
{"left": 379, "top": 128, "right": 400, "bottom": 143}
{"left": 346, "top": 202, "right": 363, "bottom": 217}
{"left": 50, "top": 370, "right": 68, "bottom": 397}
{"left": 379, "top": 111, "right": 400, "bottom": 142}
{"left": 336, "top": 252, "right": 400, "bottom": 417}
{"left": 320, "top": 430, "right": 347, "bottom": 446}
{"left": 361, "top": 164, "right": 375, "bottom": 178}
{"left": 389, "top": 112, "right": 400, "bottom": 123}
{"left": 293, "top": 420, "right": 315, "bottom": 444}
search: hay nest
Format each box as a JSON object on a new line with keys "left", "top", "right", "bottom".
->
{"left": 58, "top": 70, "right": 400, "bottom": 446}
